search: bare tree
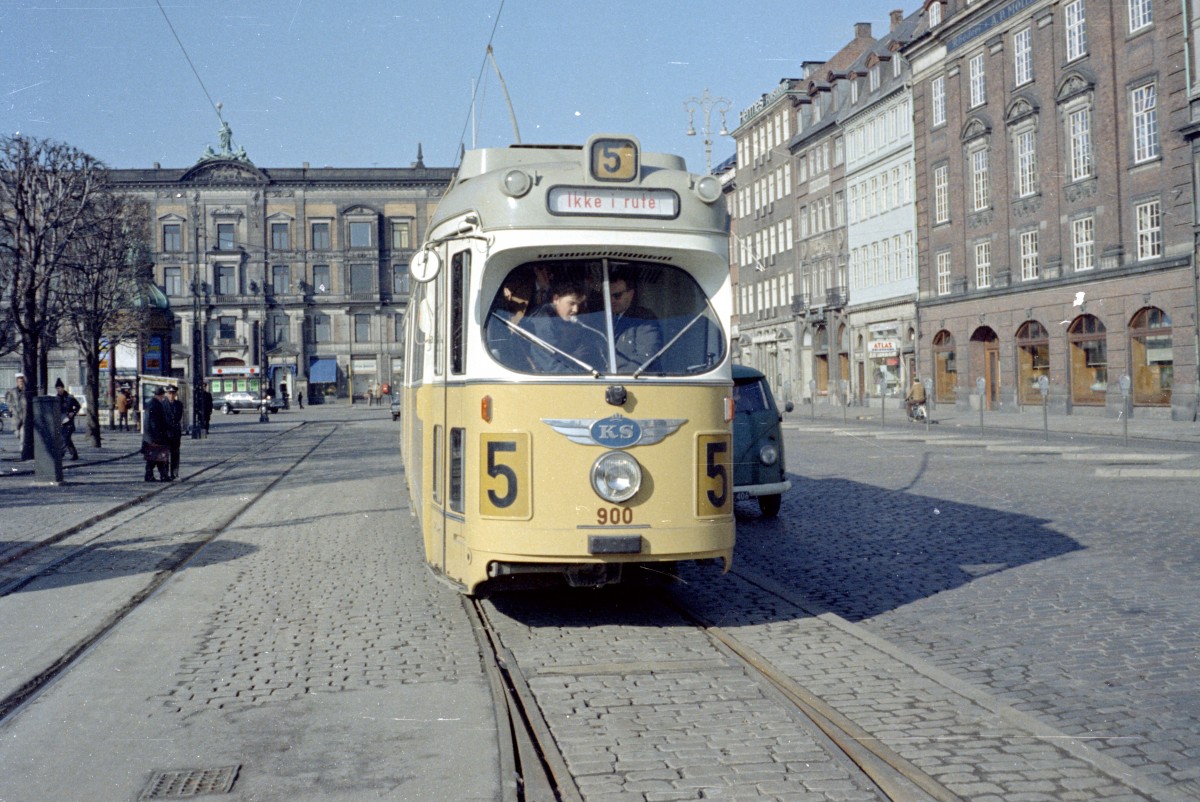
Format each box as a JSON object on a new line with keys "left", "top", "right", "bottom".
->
{"left": 0, "top": 135, "right": 106, "bottom": 459}
{"left": 59, "top": 192, "right": 150, "bottom": 448}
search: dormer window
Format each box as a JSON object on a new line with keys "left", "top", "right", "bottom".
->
{"left": 929, "top": 2, "right": 942, "bottom": 26}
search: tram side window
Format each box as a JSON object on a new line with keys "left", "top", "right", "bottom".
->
{"left": 483, "top": 259, "right": 725, "bottom": 377}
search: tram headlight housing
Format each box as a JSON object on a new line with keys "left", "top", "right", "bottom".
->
{"left": 695, "top": 175, "right": 722, "bottom": 203}
{"left": 502, "top": 169, "right": 532, "bottom": 198}
{"left": 590, "top": 450, "right": 642, "bottom": 503}
{"left": 758, "top": 444, "right": 779, "bottom": 466}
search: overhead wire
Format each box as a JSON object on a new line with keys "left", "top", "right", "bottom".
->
{"left": 155, "top": 0, "right": 224, "bottom": 124}
{"left": 454, "top": 0, "right": 509, "bottom": 166}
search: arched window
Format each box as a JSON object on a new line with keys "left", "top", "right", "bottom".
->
{"left": 813, "top": 325, "right": 829, "bottom": 393}
{"left": 1016, "top": 321, "right": 1049, "bottom": 404}
{"left": 1129, "top": 307, "right": 1172, "bottom": 406}
{"left": 933, "top": 330, "right": 957, "bottom": 403}
{"left": 1068, "top": 314, "right": 1107, "bottom": 405}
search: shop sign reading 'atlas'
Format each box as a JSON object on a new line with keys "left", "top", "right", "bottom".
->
{"left": 548, "top": 186, "right": 678, "bottom": 218}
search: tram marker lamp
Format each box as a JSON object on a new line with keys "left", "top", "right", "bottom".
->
{"left": 502, "top": 169, "right": 532, "bottom": 198}
{"left": 591, "top": 451, "right": 641, "bottom": 503}
{"left": 481, "top": 394, "right": 493, "bottom": 423}
{"left": 694, "top": 175, "right": 721, "bottom": 204}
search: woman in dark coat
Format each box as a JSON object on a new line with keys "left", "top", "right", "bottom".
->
{"left": 142, "top": 387, "right": 171, "bottom": 482}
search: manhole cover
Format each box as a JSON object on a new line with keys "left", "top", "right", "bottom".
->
{"left": 139, "top": 765, "right": 240, "bottom": 799}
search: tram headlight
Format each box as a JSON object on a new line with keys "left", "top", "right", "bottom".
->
{"left": 590, "top": 450, "right": 642, "bottom": 503}
{"left": 758, "top": 444, "right": 779, "bottom": 466}
{"left": 502, "top": 169, "right": 532, "bottom": 198}
{"left": 694, "top": 175, "right": 722, "bottom": 203}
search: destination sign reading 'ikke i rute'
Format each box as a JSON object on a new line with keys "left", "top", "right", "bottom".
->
{"left": 547, "top": 186, "right": 679, "bottom": 218}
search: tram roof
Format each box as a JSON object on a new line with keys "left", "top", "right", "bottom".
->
{"left": 430, "top": 139, "right": 728, "bottom": 239}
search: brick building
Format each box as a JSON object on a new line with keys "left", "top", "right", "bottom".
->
{"left": 906, "top": 0, "right": 1198, "bottom": 420}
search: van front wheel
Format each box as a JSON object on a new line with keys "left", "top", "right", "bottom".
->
{"left": 758, "top": 494, "right": 781, "bottom": 518}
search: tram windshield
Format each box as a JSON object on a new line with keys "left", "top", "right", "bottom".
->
{"left": 484, "top": 259, "right": 726, "bottom": 377}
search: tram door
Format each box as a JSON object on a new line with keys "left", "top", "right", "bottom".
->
{"left": 440, "top": 250, "right": 470, "bottom": 582}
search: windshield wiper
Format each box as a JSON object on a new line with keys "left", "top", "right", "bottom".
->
{"left": 633, "top": 310, "right": 708, "bottom": 379}
{"left": 493, "top": 315, "right": 602, "bottom": 378}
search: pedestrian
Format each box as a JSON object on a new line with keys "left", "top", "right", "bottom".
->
{"left": 297, "top": 387, "right": 304, "bottom": 409}
{"left": 142, "top": 386, "right": 171, "bottom": 482}
{"left": 55, "top": 378, "right": 81, "bottom": 461}
{"left": 279, "top": 382, "right": 289, "bottom": 410}
{"left": 164, "top": 385, "right": 185, "bottom": 479}
{"left": 115, "top": 388, "right": 130, "bottom": 431}
{"left": 197, "top": 382, "right": 213, "bottom": 436}
{"left": 5, "top": 373, "right": 26, "bottom": 450}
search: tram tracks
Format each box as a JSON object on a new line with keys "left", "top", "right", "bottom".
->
{"left": 0, "top": 424, "right": 338, "bottom": 726}
{"left": 467, "top": 576, "right": 958, "bottom": 802}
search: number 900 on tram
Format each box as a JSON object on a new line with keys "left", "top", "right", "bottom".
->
{"left": 401, "top": 134, "right": 735, "bottom": 594}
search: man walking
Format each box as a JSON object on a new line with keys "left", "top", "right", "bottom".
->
{"left": 197, "top": 382, "right": 213, "bottom": 436}
{"left": 164, "top": 385, "right": 185, "bottom": 479}
{"left": 55, "top": 378, "right": 81, "bottom": 460}
{"left": 5, "top": 373, "right": 26, "bottom": 452}
{"left": 143, "top": 386, "right": 171, "bottom": 482}
{"left": 115, "top": 388, "right": 130, "bottom": 431}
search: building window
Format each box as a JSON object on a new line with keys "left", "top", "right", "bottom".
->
{"left": 216, "top": 264, "right": 237, "bottom": 295}
{"left": 968, "top": 53, "right": 986, "bottom": 108}
{"left": 1016, "top": 128, "right": 1038, "bottom": 197}
{"left": 271, "top": 314, "right": 288, "bottom": 345}
{"left": 1068, "top": 106, "right": 1093, "bottom": 180}
{"left": 1065, "top": 0, "right": 1087, "bottom": 60}
{"left": 931, "top": 76, "right": 946, "bottom": 127}
{"left": 970, "top": 147, "right": 990, "bottom": 211}
{"left": 934, "top": 165, "right": 949, "bottom": 224}
{"left": 216, "top": 223, "right": 235, "bottom": 251}
{"left": 974, "top": 241, "right": 992, "bottom": 288}
{"left": 1016, "top": 321, "right": 1050, "bottom": 405}
{"left": 936, "top": 251, "right": 951, "bottom": 295}
{"left": 394, "top": 312, "right": 406, "bottom": 341}
{"left": 870, "top": 65, "right": 881, "bottom": 92}
{"left": 1129, "top": 0, "right": 1153, "bottom": 33}
{"left": 313, "top": 313, "right": 331, "bottom": 343}
{"left": 311, "top": 221, "right": 331, "bottom": 251}
{"left": 1072, "top": 216, "right": 1095, "bottom": 271}
{"left": 391, "top": 220, "right": 412, "bottom": 251}
{"left": 1129, "top": 306, "right": 1172, "bottom": 405}
{"left": 1136, "top": 198, "right": 1162, "bottom": 260}
{"left": 1132, "top": 82, "right": 1159, "bottom": 163}
{"left": 929, "top": 1, "right": 942, "bottom": 26}
{"left": 393, "top": 265, "right": 409, "bottom": 295}
{"left": 1014, "top": 27, "right": 1033, "bottom": 86}
{"left": 270, "top": 222, "right": 289, "bottom": 251}
{"left": 312, "top": 264, "right": 331, "bottom": 294}
{"left": 350, "top": 263, "right": 374, "bottom": 294}
{"left": 1068, "top": 314, "right": 1107, "bottom": 405}
{"left": 354, "top": 313, "right": 371, "bottom": 343}
{"left": 1020, "top": 230, "right": 1039, "bottom": 280}
{"left": 164, "top": 267, "right": 182, "bottom": 296}
{"left": 272, "top": 265, "right": 290, "bottom": 295}
{"left": 162, "top": 223, "right": 182, "bottom": 252}
{"left": 219, "top": 316, "right": 236, "bottom": 340}
{"left": 349, "top": 221, "right": 373, "bottom": 248}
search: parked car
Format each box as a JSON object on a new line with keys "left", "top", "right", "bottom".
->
{"left": 221, "top": 391, "right": 283, "bottom": 414}
{"left": 732, "top": 364, "right": 793, "bottom": 517}
{"left": 389, "top": 393, "right": 401, "bottom": 421}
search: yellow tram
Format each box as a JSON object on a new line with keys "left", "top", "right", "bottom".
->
{"left": 401, "top": 134, "right": 734, "bottom": 594}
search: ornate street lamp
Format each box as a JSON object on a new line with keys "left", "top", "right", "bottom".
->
{"left": 684, "top": 88, "right": 731, "bottom": 175}
{"left": 249, "top": 280, "right": 269, "bottom": 423}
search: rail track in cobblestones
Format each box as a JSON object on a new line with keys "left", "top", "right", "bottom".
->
{"left": 0, "top": 424, "right": 337, "bottom": 725}
{"left": 467, "top": 596, "right": 584, "bottom": 802}
{"left": 470, "top": 577, "right": 960, "bottom": 802}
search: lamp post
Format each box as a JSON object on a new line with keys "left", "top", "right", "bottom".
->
{"left": 684, "top": 88, "right": 731, "bottom": 175}
{"left": 190, "top": 276, "right": 204, "bottom": 439}
{"left": 250, "top": 280, "right": 269, "bottom": 423}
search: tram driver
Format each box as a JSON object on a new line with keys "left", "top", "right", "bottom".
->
{"left": 521, "top": 278, "right": 607, "bottom": 373}
{"left": 608, "top": 269, "right": 661, "bottom": 372}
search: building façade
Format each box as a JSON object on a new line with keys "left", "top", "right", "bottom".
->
{"left": 906, "top": 0, "right": 1198, "bottom": 421}
{"left": 107, "top": 152, "right": 454, "bottom": 405}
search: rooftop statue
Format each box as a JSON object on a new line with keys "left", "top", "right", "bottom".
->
{"left": 197, "top": 119, "right": 252, "bottom": 164}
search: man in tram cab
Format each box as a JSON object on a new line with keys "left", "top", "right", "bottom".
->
{"left": 521, "top": 278, "right": 606, "bottom": 373}
{"left": 608, "top": 270, "right": 661, "bottom": 372}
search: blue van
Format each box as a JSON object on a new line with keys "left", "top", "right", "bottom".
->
{"left": 732, "top": 365, "right": 793, "bottom": 517}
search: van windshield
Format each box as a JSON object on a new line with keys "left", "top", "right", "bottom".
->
{"left": 484, "top": 259, "right": 725, "bottom": 377}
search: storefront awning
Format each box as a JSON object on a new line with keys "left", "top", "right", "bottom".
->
{"left": 309, "top": 358, "right": 337, "bottom": 384}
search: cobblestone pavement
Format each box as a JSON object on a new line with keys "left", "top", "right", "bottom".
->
{"left": 0, "top": 408, "right": 500, "bottom": 801}
{"left": 719, "top": 419, "right": 1200, "bottom": 799}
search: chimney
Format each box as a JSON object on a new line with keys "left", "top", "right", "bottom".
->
{"left": 891, "top": 9, "right": 904, "bottom": 30}
{"left": 855, "top": 22, "right": 872, "bottom": 39}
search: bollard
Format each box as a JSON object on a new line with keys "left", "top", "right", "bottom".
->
{"left": 1119, "top": 374, "right": 1131, "bottom": 446}
{"left": 840, "top": 379, "right": 849, "bottom": 425}
{"left": 923, "top": 377, "right": 933, "bottom": 433}
{"left": 878, "top": 382, "right": 886, "bottom": 429}
{"left": 32, "top": 396, "right": 64, "bottom": 483}
{"left": 1038, "top": 375, "right": 1049, "bottom": 441}
{"left": 976, "top": 377, "right": 986, "bottom": 435}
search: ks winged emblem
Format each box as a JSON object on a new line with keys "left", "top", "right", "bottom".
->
{"left": 542, "top": 414, "right": 687, "bottom": 448}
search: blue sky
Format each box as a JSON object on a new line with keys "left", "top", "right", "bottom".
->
{"left": 2, "top": 1, "right": 912, "bottom": 172}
